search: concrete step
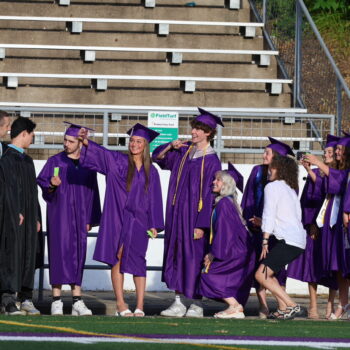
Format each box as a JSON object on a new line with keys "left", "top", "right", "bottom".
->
{"left": 0, "top": 3, "right": 252, "bottom": 22}
{"left": 0, "top": 0, "right": 250, "bottom": 9}
{"left": 1, "top": 47, "right": 275, "bottom": 64}
{"left": 0, "top": 86, "right": 292, "bottom": 108}
{"left": 32, "top": 290, "right": 298, "bottom": 318}
{"left": 0, "top": 58, "right": 278, "bottom": 78}
{"left": 0, "top": 30, "right": 265, "bottom": 51}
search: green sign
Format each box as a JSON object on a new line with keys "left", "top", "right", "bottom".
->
{"left": 148, "top": 111, "right": 179, "bottom": 152}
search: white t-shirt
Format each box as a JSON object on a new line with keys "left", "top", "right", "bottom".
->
{"left": 262, "top": 180, "right": 306, "bottom": 249}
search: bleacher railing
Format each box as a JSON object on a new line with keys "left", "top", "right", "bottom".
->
{"left": 249, "top": 0, "right": 350, "bottom": 135}
{"left": 3, "top": 106, "right": 334, "bottom": 163}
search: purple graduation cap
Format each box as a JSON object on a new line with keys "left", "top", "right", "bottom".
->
{"left": 338, "top": 131, "right": 350, "bottom": 147}
{"left": 325, "top": 134, "right": 340, "bottom": 148}
{"left": 64, "top": 121, "right": 94, "bottom": 137}
{"left": 267, "top": 136, "right": 294, "bottom": 157}
{"left": 227, "top": 162, "right": 244, "bottom": 193}
{"left": 126, "top": 123, "right": 160, "bottom": 143}
{"left": 195, "top": 107, "right": 224, "bottom": 129}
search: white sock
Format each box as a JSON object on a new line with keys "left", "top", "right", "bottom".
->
{"left": 191, "top": 299, "right": 203, "bottom": 308}
{"left": 175, "top": 295, "right": 183, "bottom": 305}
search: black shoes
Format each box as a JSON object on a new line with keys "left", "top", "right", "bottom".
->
{"left": 4, "top": 302, "right": 25, "bottom": 315}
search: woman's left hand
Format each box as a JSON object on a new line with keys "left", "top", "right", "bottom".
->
{"left": 194, "top": 228, "right": 204, "bottom": 240}
{"left": 249, "top": 216, "right": 262, "bottom": 228}
{"left": 203, "top": 253, "right": 213, "bottom": 267}
{"left": 260, "top": 244, "right": 269, "bottom": 261}
{"left": 149, "top": 228, "right": 158, "bottom": 238}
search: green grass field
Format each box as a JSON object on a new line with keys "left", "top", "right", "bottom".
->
{"left": 1, "top": 315, "right": 350, "bottom": 350}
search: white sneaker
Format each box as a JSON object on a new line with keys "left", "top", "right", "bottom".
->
{"left": 51, "top": 300, "right": 64, "bottom": 316}
{"left": 185, "top": 304, "right": 204, "bottom": 318}
{"left": 21, "top": 300, "right": 40, "bottom": 315}
{"left": 160, "top": 301, "right": 187, "bottom": 317}
{"left": 71, "top": 300, "right": 92, "bottom": 316}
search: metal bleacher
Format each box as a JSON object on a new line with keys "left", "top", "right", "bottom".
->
{"left": 2, "top": 0, "right": 337, "bottom": 163}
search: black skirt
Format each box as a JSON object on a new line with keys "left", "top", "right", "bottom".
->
{"left": 262, "top": 239, "right": 304, "bottom": 274}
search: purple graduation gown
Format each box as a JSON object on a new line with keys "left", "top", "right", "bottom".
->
{"left": 341, "top": 174, "right": 350, "bottom": 277}
{"left": 80, "top": 141, "right": 164, "bottom": 277}
{"left": 199, "top": 197, "right": 255, "bottom": 306}
{"left": 287, "top": 169, "right": 337, "bottom": 289}
{"left": 241, "top": 164, "right": 287, "bottom": 287}
{"left": 321, "top": 168, "right": 349, "bottom": 277}
{"left": 152, "top": 142, "right": 221, "bottom": 299}
{"left": 37, "top": 152, "right": 101, "bottom": 286}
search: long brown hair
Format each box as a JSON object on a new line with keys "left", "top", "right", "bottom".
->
{"left": 270, "top": 154, "right": 299, "bottom": 192}
{"left": 126, "top": 140, "right": 151, "bottom": 192}
{"left": 320, "top": 146, "right": 337, "bottom": 177}
{"left": 337, "top": 145, "right": 350, "bottom": 170}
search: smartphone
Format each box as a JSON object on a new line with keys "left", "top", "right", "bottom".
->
{"left": 296, "top": 151, "right": 309, "bottom": 161}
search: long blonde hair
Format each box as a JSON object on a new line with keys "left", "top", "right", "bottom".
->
{"left": 126, "top": 140, "right": 151, "bottom": 192}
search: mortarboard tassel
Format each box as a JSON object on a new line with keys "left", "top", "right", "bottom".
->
{"left": 172, "top": 144, "right": 193, "bottom": 206}
{"left": 197, "top": 144, "right": 209, "bottom": 212}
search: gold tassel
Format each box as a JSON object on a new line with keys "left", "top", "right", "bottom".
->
{"left": 197, "top": 144, "right": 209, "bottom": 212}
{"left": 197, "top": 199, "right": 203, "bottom": 212}
{"left": 172, "top": 144, "right": 193, "bottom": 206}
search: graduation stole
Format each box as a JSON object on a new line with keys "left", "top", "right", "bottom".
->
{"left": 316, "top": 194, "right": 330, "bottom": 228}
{"left": 172, "top": 143, "right": 209, "bottom": 213}
{"left": 204, "top": 207, "right": 217, "bottom": 274}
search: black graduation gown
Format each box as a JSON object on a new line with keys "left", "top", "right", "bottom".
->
{"left": 0, "top": 147, "right": 40, "bottom": 292}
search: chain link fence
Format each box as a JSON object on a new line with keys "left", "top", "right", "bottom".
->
{"left": 4, "top": 108, "right": 333, "bottom": 164}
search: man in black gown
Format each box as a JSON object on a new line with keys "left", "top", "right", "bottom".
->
{"left": 0, "top": 110, "right": 11, "bottom": 157}
{"left": 0, "top": 117, "right": 41, "bottom": 315}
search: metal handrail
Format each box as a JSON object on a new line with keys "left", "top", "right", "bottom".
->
{"left": 297, "top": 0, "right": 350, "bottom": 99}
{"left": 249, "top": 0, "right": 350, "bottom": 136}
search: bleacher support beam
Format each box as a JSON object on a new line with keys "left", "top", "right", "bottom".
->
{"left": 270, "top": 83, "right": 282, "bottom": 95}
{"left": 157, "top": 24, "right": 169, "bottom": 36}
{"left": 260, "top": 54, "right": 270, "bottom": 66}
{"left": 229, "top": 0, "right": 241, "bottom": 9}
{"left": 71, "top": 22, "right": 83, "bottom": 34}
{"left": 96, "top": 79, "right": 108, "bottom": 91}
{"left": 171, "top": 52, "right": 183, "bottom": 64}
{"left": 184, "top": 80, "right": 196, "bottom": 92}
{"left": 244, "top": 26, "right": 256, "bottom": 38}
{"left": 145, "top": 0, "right": 155, "bottom": 8}
{"left": 7, "top": 76, "right": 18, "bottom": 88}
{"left": 84, "top": 50, "right": 96, "bottom": 62}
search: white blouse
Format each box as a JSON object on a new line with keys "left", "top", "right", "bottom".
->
{"left": 262, "top": 180, "right": 306, "bottom": 249}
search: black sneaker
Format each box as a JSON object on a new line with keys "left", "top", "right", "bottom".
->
{"left": 5, "top": 302, "right": 25, "bottom": 315}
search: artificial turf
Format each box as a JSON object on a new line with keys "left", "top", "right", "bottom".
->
{"left": 0, "top": 315, "right": 350, "bottom": 338}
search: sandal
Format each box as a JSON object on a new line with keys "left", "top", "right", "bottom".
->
{"left": 329, "top": 304, "right": 346, "bottom": 320}
{"left": 267, "top": 309, "right": 285, "bottom": 320}
{"left": 115, "top": 308, "right": 134, "bottom": 317}
{"left": 134, "top": 308, "right": 145, "bottom": 317}
{"left": 214, "top": 305, "right": 245, "bottom": 319}
{"left": 283, "top": 304, "right": 301, "bottom": 320}
{"left": 325, "top": 303, "right": 334, "bottom": 320}
{"left": 258, "top": 307, "right": 269, "bottom": 319}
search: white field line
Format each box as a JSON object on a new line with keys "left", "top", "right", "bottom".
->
{"left": 0, "top": 335, "right": 348, "bottom": 349}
